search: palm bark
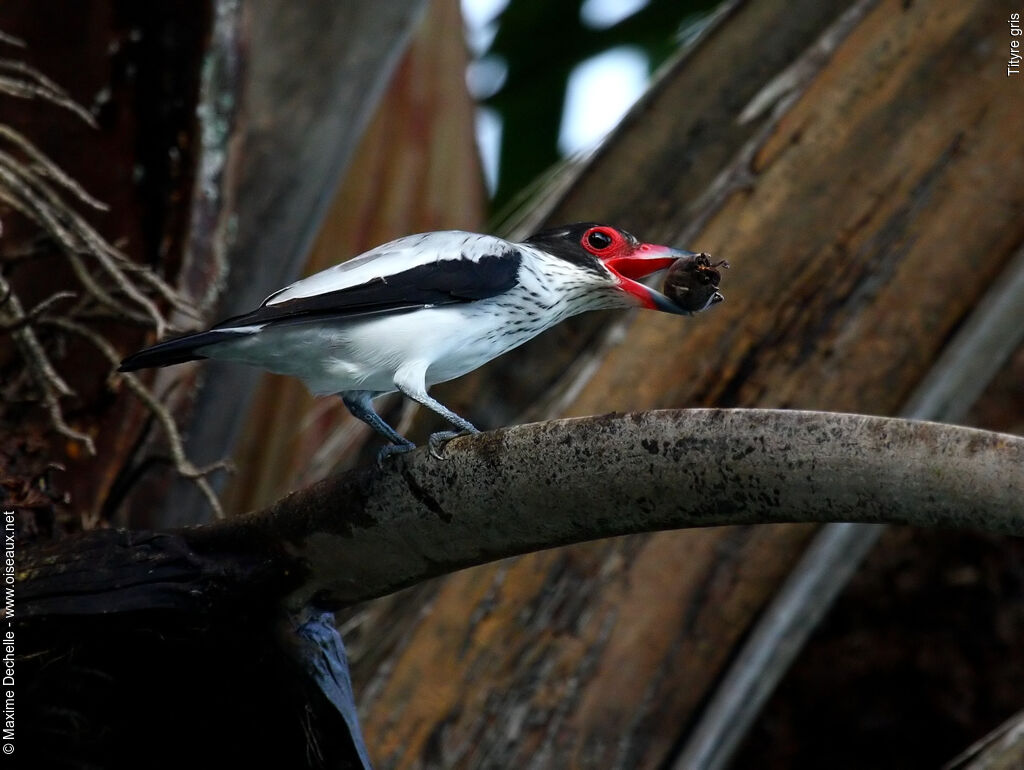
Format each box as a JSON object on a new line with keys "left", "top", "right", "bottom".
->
{"left": 0, "top": 1, "right": 428, "bottom": 530}
{"left": 0, "top": 1, "right": 227, "bottom": 530}
{"left": 349, "top": 0, "right": 1024, "bottom": 767}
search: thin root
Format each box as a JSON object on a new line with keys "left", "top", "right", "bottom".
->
{"left": 0, "top": 45, "right": 218, "bottom": 521}
{"left": 0, "top": 273, "right": 93, "bottom": 454}
{"left": 41, "top": 317, "right": 228, "bottom": 520}
{"left": 0, "top": 290, "right": 75, "bottom": 332}
{"left": 0, "top": 62, "right": 97, "bottom": 127}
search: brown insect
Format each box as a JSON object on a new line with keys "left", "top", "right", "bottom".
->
{"left": 662, "top": 253, "right": 729, "bottom": 313}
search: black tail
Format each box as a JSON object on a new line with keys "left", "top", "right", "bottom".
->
{"left": 118, "top": 329, "right": 242, "bottom": 371}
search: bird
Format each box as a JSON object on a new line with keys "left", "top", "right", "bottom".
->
{"left": 119, "top": 222, "right": 723, "bottom": 460}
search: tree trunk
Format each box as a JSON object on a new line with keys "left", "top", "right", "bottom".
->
{"left": 0, "top": 1, "right": 225, "bottom": 532}
{"left": 0, "top": 0, "right": 427, "bottom": 530}
{"left": 348, "top": 1, "right": 1024, "bottom": 767}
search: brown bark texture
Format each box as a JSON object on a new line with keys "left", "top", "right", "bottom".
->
{"left": 342, "top": 1, "right": 1024, "bottom": 768}
{"left": 0, "top": 0, "right": 427, "bottom": 531}
{"left": 0, "top": 2, "right": 220, "bottom": 532}
{"left": 736, "top": 355, "right": 1024, "bottom": 766}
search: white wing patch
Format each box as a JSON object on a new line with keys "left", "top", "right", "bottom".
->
{"left": 264, "top": 231, "right": 515, "bottom": 306}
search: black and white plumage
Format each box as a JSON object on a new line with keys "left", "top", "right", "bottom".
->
{"left": 120, "top": 223, "right": 720, "bottom": 459}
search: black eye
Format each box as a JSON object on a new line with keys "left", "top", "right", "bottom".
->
{"left": 587, "top": 230, "right": 613, "bottom": 250}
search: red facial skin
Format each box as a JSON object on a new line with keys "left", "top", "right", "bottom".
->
{"left": 580, "top": 225, "right": 686, "bottom": 309}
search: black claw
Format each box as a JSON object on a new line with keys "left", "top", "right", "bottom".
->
{"left": 428, "top": 430, "right": 470, "bottom": 460}
{"left": 376, "top": 441, "right": 416, "bottom": 468}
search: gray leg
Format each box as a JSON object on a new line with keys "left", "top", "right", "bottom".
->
{"left": 341, "top": 391, "right": 415, "bottom": 463}
{"left": 394, "top": 383, "right": 479, "bottom": 458}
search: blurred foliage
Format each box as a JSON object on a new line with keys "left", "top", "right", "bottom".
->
{"left": 480, "top": 0, "right": 724, "bottom": 209}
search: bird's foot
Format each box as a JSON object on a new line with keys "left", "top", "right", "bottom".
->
{"left": 428, "top": 429, "right": 476, "bottom": 460}
{"left": 376, "top": 440, "right": 416, "bottom": 468}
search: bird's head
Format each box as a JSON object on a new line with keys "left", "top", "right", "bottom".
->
{"left": 524, "top": 222, "right": 714, "bottom": 314}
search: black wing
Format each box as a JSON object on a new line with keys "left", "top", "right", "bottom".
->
{"left": 214, "top": 251, "right": 522, "bottom": 330}
{"left": 118, "top": 251, "right": 522, "bottom": 371}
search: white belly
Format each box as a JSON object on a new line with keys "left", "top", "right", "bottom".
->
{"left": 199, "top": 304, "right": 546, "bottom": 396}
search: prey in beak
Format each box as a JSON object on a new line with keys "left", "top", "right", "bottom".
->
{"left": 660, "top": 253, "right": 729, "bottom": 313}
{"left": 582, "top": 226, "right": 727, "bottom": 315}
